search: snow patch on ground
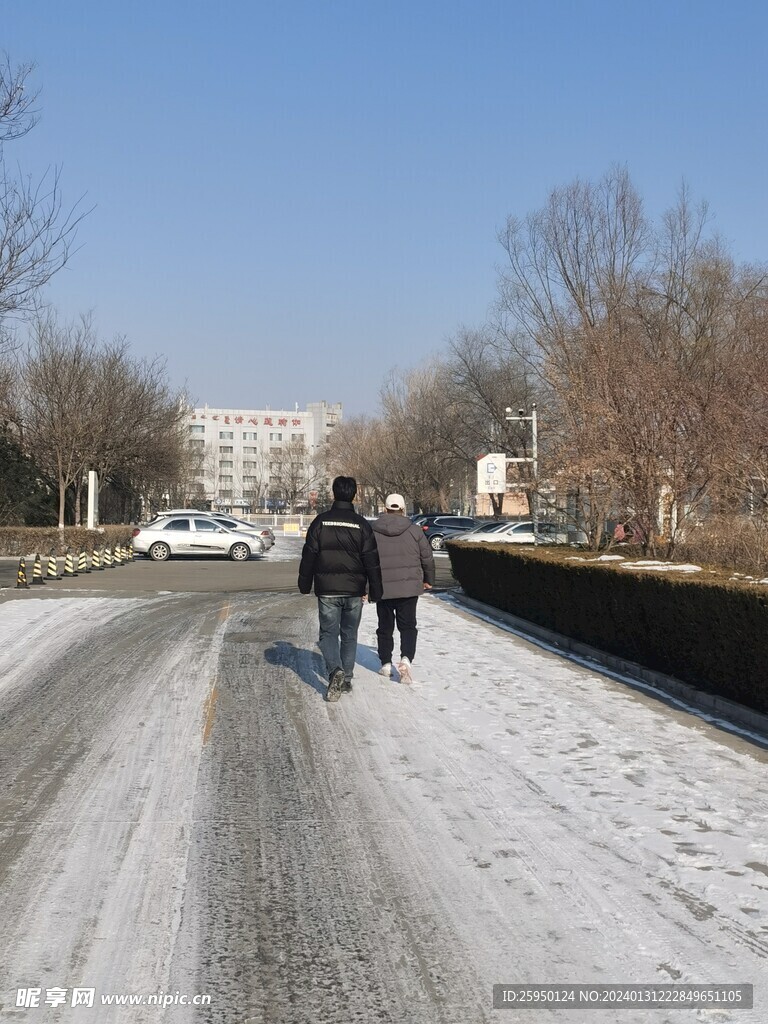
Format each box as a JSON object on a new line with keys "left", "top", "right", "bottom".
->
{"left": 619, "top": 560, "right": 703, "bottom": 572}
{"left": 263, "top": 536, "right": 305, "bottom": 561}
{"left": 567, "top": 553, "right": 626, "bottom": 562}
{"left": 0, "top": 597, "right": 144, "bottom": 694}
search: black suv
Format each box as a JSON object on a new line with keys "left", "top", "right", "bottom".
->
{"left": 419, "top": 515, "right": 480, "bottom": 550}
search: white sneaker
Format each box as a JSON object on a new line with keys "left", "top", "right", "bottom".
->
{"left": 379, "top": 662, "right": 392, "bottom": 677}
{"left": 398, "top": 657, "right": 413, "bottom": 684}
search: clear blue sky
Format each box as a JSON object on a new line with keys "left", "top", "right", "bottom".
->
{"left": 6, "top": 1, "right": 768, "bottom": 415}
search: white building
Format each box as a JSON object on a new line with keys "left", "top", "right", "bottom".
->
{"left": 188, "top": 401, "right": 342, "bottom": 512}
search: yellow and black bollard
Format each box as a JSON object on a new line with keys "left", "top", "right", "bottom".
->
{"left": 45, "top": 552, "right": 61, "bottom": 580}
{"left": 78, "top": 550, "right": 91, "bottom": 574}
{"left": 30, "top": 553, "right": 46, "bottom": 585}
{"left": 104, "top": 546, "right": 113, "bottom": 568}
{"left": 114, "top": 543, "right": 123, "bottom": 566}
{"left": 63, "top": 550, "right": 78, "bottom": 577}
{"left": 15, "top": 556, "right": 29, "bottom": 589}
{"left": 127, "top": 541, "right": 134, "bottom": 560}
{"left": 92, "top": 547, "right": 103, "bottom": 571}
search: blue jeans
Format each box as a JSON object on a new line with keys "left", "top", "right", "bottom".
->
{"left": 317, "top": 596, "right": 363, "bottom": 681}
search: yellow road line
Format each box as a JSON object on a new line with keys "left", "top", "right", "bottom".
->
{"left": 203, "top": 600, "right": 230, "bottom": 745}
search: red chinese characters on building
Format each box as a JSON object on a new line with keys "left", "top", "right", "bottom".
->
{"left": 224, "top": 415, "right": 231, "bottom": 424}
{"left": 292, "top": 418, "right": 301, "bottom": 426}
{"left": 235, "top": 416, "right": 243, "bottom": 424}
{"left": 248, "top": 417, "right": 258, "bottom": 425}
{"left": 278, "top": 418, "right": 287, "bottom": 427}
{"left": 263, "top": 417, "right": 273, "bottom": 426}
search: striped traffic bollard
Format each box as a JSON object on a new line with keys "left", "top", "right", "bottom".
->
{"left": 104, "top": 546, "right": 113, "bottom": 568}
{"left": 15, "top": 556, "right": 29, "bottom": 589}
{"left": 30, "top": 553, "right": 46, "bottom": 585}
{"left": 127, "top": 541, "right": 134, "bottom": 560}
{"left": 78, "top": 550, "right": 91, "bottom": 574}
{"left": 114, "top": 543, "right": 123, "bottom": 566}
{"left": 45, "top": 552, "right": 61, "bottom": 580}
{"left": 92, "top": 547, "right": 103, "bottom": 571}
{"left": 63, "top": 550, "right": 78, "bottom": 577}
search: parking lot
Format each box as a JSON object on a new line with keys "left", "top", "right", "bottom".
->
{"left": 0, "top": 537, "right": 457, "bottom": 596}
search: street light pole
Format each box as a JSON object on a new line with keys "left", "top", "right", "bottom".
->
{"left": 505, "top": 403, "right": 538, "bottom": 543}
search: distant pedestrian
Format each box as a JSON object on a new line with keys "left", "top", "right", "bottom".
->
{"left": 372, "top": 493, "right": 435, "bottom": 684}
{"left": 298, "top": 476, "right": 383, "bottom": 702}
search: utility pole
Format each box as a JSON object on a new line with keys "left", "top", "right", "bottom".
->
{"left": 505, "top": 404, "right": 538, "bottom": 542}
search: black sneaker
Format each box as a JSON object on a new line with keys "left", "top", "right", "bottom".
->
{"left": 341, "top": 679, "right": 352, "bottom": 693}
{"left": 326, "top": 667, "right": 344, "bottom": 702}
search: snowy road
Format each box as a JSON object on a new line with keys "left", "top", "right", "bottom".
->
{"left": 0, "top": 587, "right": 766, "bottom": 1023}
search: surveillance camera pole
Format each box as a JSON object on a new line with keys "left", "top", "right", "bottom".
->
{"left": 505, "top": 403, "right": 538, "bottom": 543}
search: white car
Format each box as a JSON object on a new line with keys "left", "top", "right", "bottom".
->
{"left": 132, "top": 514, "right": 265, "bottom": 561}
{"left": 148, "top": 509, "right": 275, "bottom": 550}
{"left": 452, "top": 521, "right": 517, "bottom": 543}
{"left": 456, "top": 520, "right": 577, "bottom": 545}
{"left": 210, "top": 513, "right": 275, "bottom": 550}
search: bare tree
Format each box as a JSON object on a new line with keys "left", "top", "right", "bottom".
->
{"left": 86, "top": 342, "right": 187, "bottom": 494}
{"left": 19, "top": 312, "right": 97, "bottom": 526}
{"left": 495, "top": 168, "right": 756, "bottom": 553}
{"left": 444, "top": 327, "right": 539, "bottom": 515}
{"left": 269, "top": 437, "right": 324, "bottom": 512}
{"left": 0, "top": 56, "right": 86, "bottom": 328}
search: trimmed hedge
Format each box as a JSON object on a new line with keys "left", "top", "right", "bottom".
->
{"left": 0, "top": 526, "right": 134, "bottom": 558}
{"left": 447, "top": 542, "right": 768, "bottom": 715}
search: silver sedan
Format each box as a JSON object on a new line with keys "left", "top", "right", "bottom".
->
{"left": 132, "top": 515, "right": 265, "bottom": 561}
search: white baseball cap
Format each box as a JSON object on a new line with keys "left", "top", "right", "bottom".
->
{"left": 385, "top": 493, "right": 406, "bottom": 511}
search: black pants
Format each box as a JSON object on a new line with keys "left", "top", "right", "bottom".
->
{"left": 376, "top": 596, "right": 419, "bottom": 663}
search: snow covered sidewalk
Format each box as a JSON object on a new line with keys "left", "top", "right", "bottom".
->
{"left": 341, "top": 594, "right": 768, "bottom": 1015}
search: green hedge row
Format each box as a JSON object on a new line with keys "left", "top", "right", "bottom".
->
{"left": 446, "top": 542, "right": 768, "bottom": 715}
{"left": 0, "top": 526, "right": 134, "bottom": 558}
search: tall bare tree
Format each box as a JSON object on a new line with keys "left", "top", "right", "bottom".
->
{"left": 495, "top": 167, "right": 757, "bottom": 552}
{"left": 0, "top": 56, "right": 85, "bottom": 329}
{"left": 19, "top": 313, "right": 97, "bottom": 526}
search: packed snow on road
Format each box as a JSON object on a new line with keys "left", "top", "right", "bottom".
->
{"left": 0, "top": 589, "right": 766, "bottom": 1022}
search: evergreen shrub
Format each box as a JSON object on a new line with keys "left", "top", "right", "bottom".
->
{"left": 0, "top": 526, "right": 133, "bottom": 557}
{"left": 447, "top": 542, "right": 768, "bottom": 715}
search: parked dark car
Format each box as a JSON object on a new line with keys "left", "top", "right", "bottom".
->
{"left": 420, "top": 515, "right": 480, "bottom": 550}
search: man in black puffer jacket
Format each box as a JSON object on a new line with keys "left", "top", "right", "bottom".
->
{"left": 371, "top": 493, "right": 435, "bottom": 684}
{"left": 298, "top": 476, "right": 383, "bottom": 702}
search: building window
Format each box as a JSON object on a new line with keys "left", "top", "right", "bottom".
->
{"left": 269, "top": 432, "right": 282, "bottom": 442}
{"left": 243, "top": 446, "right": 259, "bottom": 455}
{"left": 189, "top": 439, "right": 205, "bottom": 449}
{"left": 190, "top": 424, "right": 205, "bottom": 434}
{"left": 219, "top": 475, "right": 233, "bottom": 484}
{"left": 243, "top": 475, "right": 259, "bottom": 484}
{"left": 219, "top": 490, "right": 233, "bottom": 499}
{"left": 243, "top": 432, "right": 257, "bottom": 441}
{"left": 291, "top": 433, "right": 304, "bottom": 443}
{"left": 219, "top": 430, "right": 234, "bottom": 439}
{"left": 220, "top": 460, "right": 234, "bottom": 469}
{"left": 219, "top": 446, "right": 233, "bottom": 454}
